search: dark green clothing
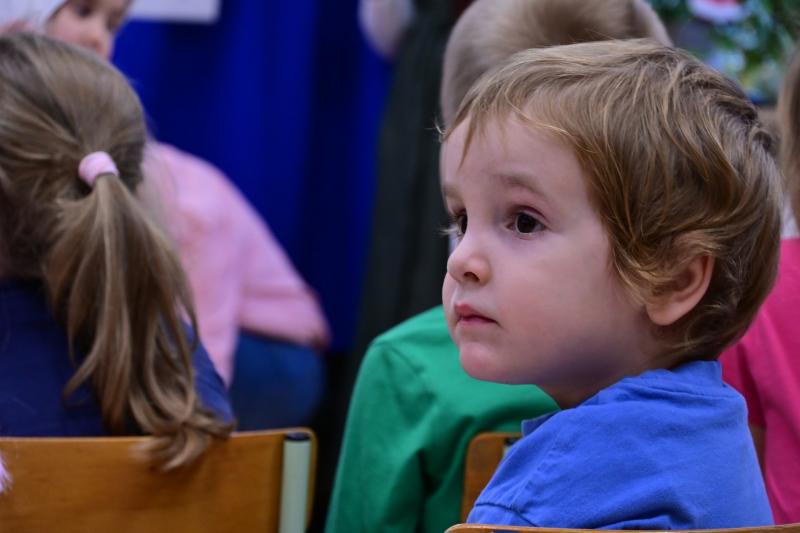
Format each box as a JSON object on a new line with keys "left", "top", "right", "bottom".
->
{"left": 353, "top": 0, "right": 459, "bottom": 360}
{"left": 326, "top": 307, "right": 558, "bottom": 533}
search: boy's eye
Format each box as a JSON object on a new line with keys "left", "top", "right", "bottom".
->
{"left": 446, "top": 212, "right": 467, "bottom": 238}
{"left": 514, "top": 212, "right": 542, "bottom": 234}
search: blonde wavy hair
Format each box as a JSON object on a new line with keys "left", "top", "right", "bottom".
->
{"left": 0, "top": 33, "right": 232, "bottom": 469}
{"left": 449, "top": 40, "right": 782, "bottom": 362}
{"left": 441, "top": 0, "right": 672, "bottom": 126}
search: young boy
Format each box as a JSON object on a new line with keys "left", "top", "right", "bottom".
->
{"left": 442, "top": 40, "right": 779, "bottom": 528}
{"left": 327, "top": 2, "right": 673, "bottom": 533}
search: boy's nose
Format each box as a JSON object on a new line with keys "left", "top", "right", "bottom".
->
{"left": 446, "top": 233, "right": 491, "bottom": 285}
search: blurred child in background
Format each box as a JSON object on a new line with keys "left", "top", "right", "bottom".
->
{"left": 721, "top": 46, "right": 800, "bottom": 524}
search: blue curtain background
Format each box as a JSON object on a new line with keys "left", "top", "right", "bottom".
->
{"left": 113, "top": 0, "right": 390, "bottom": 351}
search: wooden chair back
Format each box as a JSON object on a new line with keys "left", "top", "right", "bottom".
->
{"left": 461, "top": 432, "right": 521, "bottom": 521}
{"left": 446, "top": 525, "right": 800, "bottom": 533}
{"left": 0, "top": 428, "right": 316, "bottom": 533}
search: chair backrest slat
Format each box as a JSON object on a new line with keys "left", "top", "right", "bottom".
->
{"left": 0, "top": 428, "right": 316, "bottom": 533}
{"left": 461, "top": 432, "right": 521, "bottom": 521}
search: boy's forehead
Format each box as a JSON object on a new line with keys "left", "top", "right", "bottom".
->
{"left": 442, "top": 114, "right": 510, "bottom": 176}
{"left": 443, "top": 111, "right": 554, "bottom": 178}
{"left": 441, "top": 113, "right": 590, "bottom": 206}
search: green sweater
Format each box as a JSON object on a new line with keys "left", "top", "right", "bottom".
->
{"left": 325, "top": 307, "right": 558, "bottom": 533}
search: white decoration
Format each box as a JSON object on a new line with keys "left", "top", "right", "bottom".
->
{"left": 128, "top": 0, "right": 222, "bottom": 23}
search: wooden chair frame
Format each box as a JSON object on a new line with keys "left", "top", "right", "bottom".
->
{"left": 461, "top": 432, "right": 521, "bottom": 521}
{"left": 0, "top": 428, "right": 316, "bottom": 533}
{"left": 446, "top": 524, "right": 800, "bottom": 533}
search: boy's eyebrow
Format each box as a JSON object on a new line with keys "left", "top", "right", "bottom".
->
{"left": 441, "top": 173, "right": 554, "bottom": 204}
{"left": 497, "top": 173, "right": 552, "bottom": 204}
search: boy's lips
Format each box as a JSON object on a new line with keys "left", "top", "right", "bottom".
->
{"left": 453, "top": 302, "right": 496, "bottom": 325}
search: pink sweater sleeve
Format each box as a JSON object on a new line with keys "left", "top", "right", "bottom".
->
{"left": 144, "top": 143, "right": 330, "bottom": 385}
{"left": 236, "top": 198, "right": 331, "bottom": 350}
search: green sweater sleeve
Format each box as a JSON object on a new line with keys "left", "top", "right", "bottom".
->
{"left": 325, "top": 341, "right": 432, "bottom": 533}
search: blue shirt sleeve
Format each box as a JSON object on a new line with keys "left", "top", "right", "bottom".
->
{"left": 468, "top": 503, "right": 536, "bottom": 527}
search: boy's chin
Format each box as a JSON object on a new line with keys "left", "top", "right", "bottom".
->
{"left": 458, "top": 346, "right": 523, "bottom": 384}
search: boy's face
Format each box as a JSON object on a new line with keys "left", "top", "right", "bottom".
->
{"left": 441, "top": 116, "right": 654, "bottom": 406}
{"left": 46, "top": 0, "right": 130, "bottom": 60}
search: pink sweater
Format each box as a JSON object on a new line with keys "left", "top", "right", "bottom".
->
{"left": 721, "top": 237, "right": 800, "bottom": 524}
{"left": 145, "top": 143, "right": 330, "bottom": 385}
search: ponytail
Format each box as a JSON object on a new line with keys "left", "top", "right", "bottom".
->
{"left": 45, "top": 171, "right": 231, "bottom": 469}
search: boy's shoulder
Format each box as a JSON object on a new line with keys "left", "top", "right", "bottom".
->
{"left": 472, "top": 361, "right": 770, "bottom": 529}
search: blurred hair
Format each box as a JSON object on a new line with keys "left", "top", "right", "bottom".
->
{"left": 441, "top": 0, "right": 672, "bottom": 126}
{"left": 779, "top": 46, "right": 800, "bottom": 226}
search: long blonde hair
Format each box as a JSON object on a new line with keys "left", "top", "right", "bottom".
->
{"left": 0, "top": 33, "right": 231, "bottom": 469}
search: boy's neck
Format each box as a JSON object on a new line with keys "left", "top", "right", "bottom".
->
{"left": 545, "top": 352, "right": 682, "bottom": 408}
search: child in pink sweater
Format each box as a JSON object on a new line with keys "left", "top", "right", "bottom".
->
{"left": 721, "top": 47, "right": 800, "bottom": 524}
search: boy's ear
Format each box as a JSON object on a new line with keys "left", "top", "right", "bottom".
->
{"left": 645, "top": 256, "right": 714, "bottom": 326}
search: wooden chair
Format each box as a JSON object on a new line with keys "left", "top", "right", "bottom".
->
{"left": 446, "top": 525, "right": 800, "bottom": 533}
{"left": 461, "top": 432, "right": 521, "bottom": 521}
{"left": 0, "top": 428, "right": 316, "bottom": 533}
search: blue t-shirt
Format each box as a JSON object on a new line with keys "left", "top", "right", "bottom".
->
{"left": 468, "top": 360, "right": 773, "bottom": 529}
{"left": 0, "top": 280, "right": 233, "bottom": 436}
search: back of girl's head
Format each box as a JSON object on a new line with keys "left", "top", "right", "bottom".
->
{"left": 441, "top": 0, "right": 672, "bottom": 126}
{"left": 0, "top": 32, "right": 144, "bottom": 272}
{"left": 0, "top": 32, "right": 231, "bottom": 468}
{"left": 779, "top": 46, "right": 800, "bottom": 225}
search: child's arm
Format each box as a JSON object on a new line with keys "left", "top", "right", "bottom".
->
{"left": 326, "top": 341, "right": 428, "bottom": 533}
{"left": 236, "top": 196, "right": 330, "bottom": 352}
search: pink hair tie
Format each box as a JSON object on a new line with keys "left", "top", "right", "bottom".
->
{"left": 78, "top": 151, "right": 119, "bottom": 187}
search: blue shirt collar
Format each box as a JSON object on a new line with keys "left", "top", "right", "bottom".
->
{"left": 521, "top": 360, "right": 723, "bottom": 437}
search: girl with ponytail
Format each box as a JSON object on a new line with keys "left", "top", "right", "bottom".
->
{"left": 0, "top": 32, "right": 232, "bottom": 469}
